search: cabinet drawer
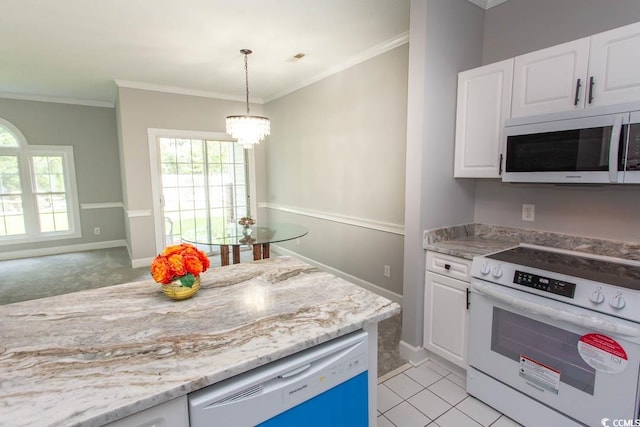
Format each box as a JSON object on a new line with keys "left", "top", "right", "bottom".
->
{"left": 426, "top": 251, "right": 472, "bottom": 282}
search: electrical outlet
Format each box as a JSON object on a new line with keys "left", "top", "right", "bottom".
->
{"left": 522, "top": 204, "right": 535, "bottom": 221}
{"left": 295, "top": 238, "right": 300, "bottom": 246}
{"left": 384, "top": 265, "right": 391, "bottom": 278}
{"left": 94, "top": 227, "right": 101, "bottom": 235}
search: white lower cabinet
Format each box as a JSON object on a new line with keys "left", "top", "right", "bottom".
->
{"left": 104, "top": 396, "right": 189, "bottom": 427}
{"left": 423, "top": 251, "right": 470, "bottom": 368}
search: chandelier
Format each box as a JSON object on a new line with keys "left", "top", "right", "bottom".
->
{"left": 226, "top": 49, "right": 270, "bottom": 149}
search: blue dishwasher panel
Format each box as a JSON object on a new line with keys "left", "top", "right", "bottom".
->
{"left": 258, "top": 371, "right": 368, "bottom": 427}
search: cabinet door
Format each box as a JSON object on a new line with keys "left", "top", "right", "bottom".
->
{"left": 511, "top": 37, "right": 590, "bottom": 117}
{"left": 454, "top": 59, "right": 513, "bottom": 178}
{"left": 423, "top": 272, "right": 468, "bottom": 368}
{"left": 588, "top": 22, "right": 640, "bottom": 107}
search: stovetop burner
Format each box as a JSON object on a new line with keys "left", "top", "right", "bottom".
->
{"left": 486, "top": 246, "right": 640, "bottom": 291}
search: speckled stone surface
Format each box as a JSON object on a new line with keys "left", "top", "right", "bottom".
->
{"left": 0, "top": 256, "right": 399, "bottom": 427}
{"left": 425, "top": 223, "right": 640, "bottom": 261}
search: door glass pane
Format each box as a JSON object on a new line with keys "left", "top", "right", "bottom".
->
{"left": 491, "top": 307, "right": 596, "bottom": 395}
{"left": 159, "top": 137, "right": 249, "bottom": 247}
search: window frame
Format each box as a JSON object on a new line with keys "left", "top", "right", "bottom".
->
{"left": 0, "top": 118, "right": 82, "bottom": 245}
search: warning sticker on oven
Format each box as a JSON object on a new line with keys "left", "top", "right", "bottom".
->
{"left": 577, "top": 333, "right": 628, "bottom": 374}
{"left": 519, "top": 355, "right": 560, "bottom": 394}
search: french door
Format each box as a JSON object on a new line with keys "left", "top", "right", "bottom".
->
{"left": 149, "top": 130, "right": 255, "bottom": 252}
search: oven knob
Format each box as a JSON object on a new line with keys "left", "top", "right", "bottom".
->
{"left": 610, "top": 292, "right": 626, "bottom": 309}
{"left": 589, "top": 288, "right": 605, "bottom": 304}
{"left": 492, "top": 266, "right": 503, "bottom": 278}
{"left": 480, "top": 262, "right": 491, "bottom": 275}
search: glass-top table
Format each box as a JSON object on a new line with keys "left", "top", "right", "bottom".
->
{"left": 181, "top": 222, "right": 309, "bottom": 266}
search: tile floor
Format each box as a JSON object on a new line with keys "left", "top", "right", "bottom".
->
{"left": 377, "top": 361, "right": 522, "bottom": 427}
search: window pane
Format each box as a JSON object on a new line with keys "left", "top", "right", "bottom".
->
{"left": 0, "top": 156, "right": 21, "bottom": 194}
{"left": 35, "top": 174, "right": 51, "bottom": 192}
{"left": 37, "top": 194, "right": 69, "bottom": 232}
{"left": 0, "top": 194, "right": 25, "bottom": 236}
{"left": 48, "top": 157, "right": 63, "bottom": 174}
{"left": 50, "top": 173, "right": 65, "bottom": 192}
{"left": 39, "top": 213, "right": 55, "bottom": 232}
{"left": 2, "top": 213, "right": 25, "bottom": 235}
{"left": 32, "top": 156, "right": 49, "bottom": 174}
{"left": 0, "top": 128, "right": 18, "bottom": 147}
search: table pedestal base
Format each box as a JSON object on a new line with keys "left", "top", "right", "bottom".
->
{"left": 218, "top": 243, "right": 271, "bottom": 266}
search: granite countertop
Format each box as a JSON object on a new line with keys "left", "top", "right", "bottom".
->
{"left": 424, "top": 223, "right": 640, "bottom": 261}
{"left": 0, "top": 256, "right": 399, "bottom": 427}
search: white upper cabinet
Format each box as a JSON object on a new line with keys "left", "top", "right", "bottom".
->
{"left": 511, "top": 37, "right": 590, "bottom": 117}
{"left": 512, "top": 21, "right": 640, "bottom": 118}
{"left": 454, "top": 58, "right": 513, "bottom": 178}
{"left": 588, "top": 22, "right": 640, "bottom": 106}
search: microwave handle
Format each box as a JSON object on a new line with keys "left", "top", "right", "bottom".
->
{"left": 609, "top": 116, "right": 623, "bottom": 183}
{"left": 471, "top": 281, "right": 640, "bottom": 337}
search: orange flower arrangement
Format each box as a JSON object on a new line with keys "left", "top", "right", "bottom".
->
{"left": 151, "top": 243, "right": 210, "bottom": 287}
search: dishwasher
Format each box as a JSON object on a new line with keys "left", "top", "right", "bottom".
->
{"left": 188, "top": 330, "right": 369, "bottom": 427}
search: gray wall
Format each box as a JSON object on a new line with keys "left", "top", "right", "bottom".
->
{"left": 0, "top": 98, "right": 124, "bottom": 253}
{"left": 401, "top": 0, "right": 484, "bottom": 357}
{"left": 483, "top": 0, "right": 640, "bottom": 64}
{"left": 475, "top": 1, "right": 640, "bottom": 242}
{"left": 263, "top": 45, "right": 408, "bottom": 297}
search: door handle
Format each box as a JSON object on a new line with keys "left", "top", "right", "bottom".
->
{"left": 471, "top": 281, "right": 640, "bottom": 337}
{"left": 574, "top": 78, "right": 581, "bottom": 106}
{"left": 609, "top": 116, "right": 623, "bottom": 183}
{"left": 588, "top": 76, "right": 595, "bottom": 104}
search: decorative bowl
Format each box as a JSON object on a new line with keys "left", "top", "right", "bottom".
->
{"left": 162, "top": 276, "right": 201, "bottom": 300}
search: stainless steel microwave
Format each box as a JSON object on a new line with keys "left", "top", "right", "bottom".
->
{"left": 502, "top": 102, "right": 640, "bottom": 184}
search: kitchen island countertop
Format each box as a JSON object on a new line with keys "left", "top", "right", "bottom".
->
{"left": 0, "top": 256, "right": 399, "bottom": 427}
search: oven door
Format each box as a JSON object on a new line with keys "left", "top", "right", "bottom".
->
{"left": 468, "top": 280, "right": 640, "bottom": 426}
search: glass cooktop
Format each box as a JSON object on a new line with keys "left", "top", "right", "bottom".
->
{"left": 486, "top": 246, "right": 640, "bottom": 291}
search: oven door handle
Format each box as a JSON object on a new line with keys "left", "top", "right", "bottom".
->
{"left": 472, "top": 281, "right": 640, "bottom": 337}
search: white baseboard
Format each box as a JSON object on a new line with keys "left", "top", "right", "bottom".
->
{"left": 271, "top": 244, "right": 403, "bottom": 306}
{"left": 131, "top": 256, "right": 155, "bottom": 269}
{"left": 399, "top": 340, "right": 429, "bottom": 366}
{"left": 0, "top": 239, "right": 127, "bottom": 261}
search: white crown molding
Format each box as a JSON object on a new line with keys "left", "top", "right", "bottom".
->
{"left": 466, "top": 0, "right": 510, "bottom": 9}
{"left": 114, "top": 80, "right": 265, "bottom": 104}
{"left": 265, "top": 32, "right": 410, "bottom": 103}
{"left": 0, "top": 91, "right": 114, "bottom": 108}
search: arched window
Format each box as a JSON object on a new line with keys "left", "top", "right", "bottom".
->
{"left": 0, "top": 118, "right": 81, "bottom": 243}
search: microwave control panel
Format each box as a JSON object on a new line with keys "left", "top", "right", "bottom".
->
{"left": 513, "top": 270, "right": 576, "bottom": 298}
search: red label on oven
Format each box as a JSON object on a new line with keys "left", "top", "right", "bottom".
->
{"left": 578, "top": 333, "right": 628, "bottom": 374}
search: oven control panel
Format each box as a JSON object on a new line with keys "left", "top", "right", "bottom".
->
{"left": 513, "top": 270, "right": 576, "bottom": 298}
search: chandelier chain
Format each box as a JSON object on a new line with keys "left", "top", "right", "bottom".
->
{"left": 244, "top": 52, "right": 250, "bottom": 115}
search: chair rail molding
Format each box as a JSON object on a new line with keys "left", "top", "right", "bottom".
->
{"left": 80, "top": 202, "right": 123, "bottom": 210}
{"left": 259, "top": 202, "right": 405, "bottom": 235}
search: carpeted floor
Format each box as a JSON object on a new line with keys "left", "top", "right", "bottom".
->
{"left": 0, "top": 247, "right": 404, "bottom": 376}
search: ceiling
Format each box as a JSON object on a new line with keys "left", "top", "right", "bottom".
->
{"left": 0, "top": 0, "right": 504, "bottom": 108}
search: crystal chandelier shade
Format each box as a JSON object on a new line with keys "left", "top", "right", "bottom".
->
{"left": 226, "top": 49, "right": 270, "bottom": 149}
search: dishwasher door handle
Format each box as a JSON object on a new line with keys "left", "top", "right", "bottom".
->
{"left": 278, "top": 363, "right": 312, "bottom": 379}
